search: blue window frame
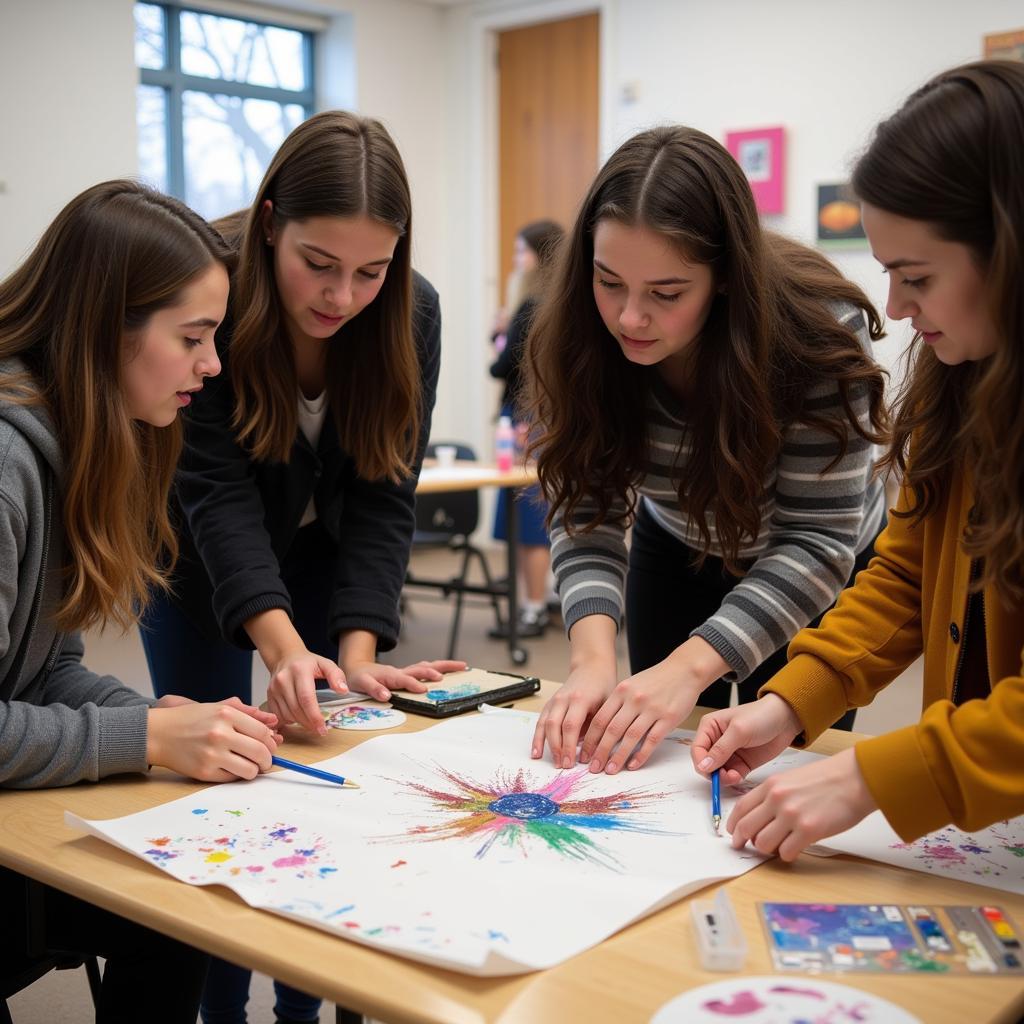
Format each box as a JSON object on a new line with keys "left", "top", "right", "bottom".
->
{"left": 135, "top": 3, "right": 315, "bottom": 219}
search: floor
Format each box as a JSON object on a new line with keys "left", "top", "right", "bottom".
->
{"left": 8, "top": 543, "right": 923, "bottom": 1023}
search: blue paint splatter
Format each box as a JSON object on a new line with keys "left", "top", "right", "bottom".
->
{"left": 191, "top": 808, "right": 207, "bottom": 815}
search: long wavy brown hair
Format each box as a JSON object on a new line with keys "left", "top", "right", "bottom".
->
{"left": 220, "top": 110, "right": 419, "bottom": 481}
{"left": 856, "top": 61, "right": 1024, "bottom": 603}
{"left": 526, "top": 125, "right": 888, "bottom": 572}
{"left": 0, "top": 180, "right": 231, "bottom": 632}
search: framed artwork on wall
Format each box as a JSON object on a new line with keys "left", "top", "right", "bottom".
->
{"left": 984, "top": 28, "right": 1024, "bottom": 60}
{"left": 816, "top": 183, "right": 866, "bottom": 248}
{"left": 725, "top": 126, "right": 785, "bottom": 215}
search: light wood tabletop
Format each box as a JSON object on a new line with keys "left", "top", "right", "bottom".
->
{"left": 415, "top": 461, "right": 539, "bottom": 495}
{"left": 1, "top": 684, "right": 1021, "bottom": 1024}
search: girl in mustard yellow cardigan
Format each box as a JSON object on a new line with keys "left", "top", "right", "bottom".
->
{"left": 692, "top": 60, "right": 1024, "bottom": 860}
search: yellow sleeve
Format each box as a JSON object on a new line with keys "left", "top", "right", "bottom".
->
{"left": 759, "top": 483, "right": 924, "bottom": 742}
{"left": 856, "top": 662, "right": 1024, "bottom": 841}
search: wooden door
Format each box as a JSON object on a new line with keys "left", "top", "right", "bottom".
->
{"left": 497, "top": 12, "right": 599, "bottom": 302}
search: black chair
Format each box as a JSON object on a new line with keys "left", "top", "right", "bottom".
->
{"left": 405, "top": 442, "right": 504, "bottom": 658}
{"left": 0, "top": 880, "right": 102, "bottom": 1024}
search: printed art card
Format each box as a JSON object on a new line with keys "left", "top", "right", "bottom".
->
{"left": 68, "top": 711, "right": 819, "bottom": 975}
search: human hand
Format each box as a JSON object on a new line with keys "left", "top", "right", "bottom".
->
{"left": 691, "top": 694, "right": 802, "bottom": 786}
{"left": 153, "top": 694, "right": 196, "bottom": 708}
{"left": 146, "top": 702, "right": 280, "bottom": 782}
{"left": 267, "top": 649, "right": 347, "bottom": 736}
{"left": 726, "top": 747, "right": 877, "bottom": 861}
{"left": 531, "top": 659, "right": 618, "bottom": 768}
{"left": 576, "top": 637, "right": 729, "bottom": 774}
{"left": 344, "top": 659, "right": 469, "bottom": 701}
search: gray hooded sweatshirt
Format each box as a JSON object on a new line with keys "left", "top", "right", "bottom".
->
{"left": 0, "top": 363, "right": 154, "bottom": 787}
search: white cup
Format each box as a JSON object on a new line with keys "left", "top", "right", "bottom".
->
{"left": 435, "top": 445, "right": 457, "bottom": 468}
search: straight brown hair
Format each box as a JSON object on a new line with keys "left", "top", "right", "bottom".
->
{"left": 221, "top": 110, "right": 419, "bottom": 481}
{"left": 856, "top": 60, "right": 1024, "bottom": 603}
{"left": 526, "top": 125, "right": 887, "bottom": 573}
{"left": 0, "top": 180, "right": 231, "bottom": 632}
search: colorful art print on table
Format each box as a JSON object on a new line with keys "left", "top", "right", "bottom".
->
{"left": 325, "top": 704, "right": 406, "bottom": 731}
{"left": 651, "top": 976, "right": 921, "bottom": 1024}
{"left": 762, "top": 903, "right": 943, "bottom": 974}
{"left": 819, "top": 815, "right": 1024, "bottom": 897}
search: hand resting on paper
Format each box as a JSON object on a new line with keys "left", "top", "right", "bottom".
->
{"left": 723, "top": 747, "right": 878, "bottom": 862}
{"left": 533, "top": 632, "right": 732, "bottom": 774}
{"left": 146, "top": 700, "right": 280, "bottom": 782}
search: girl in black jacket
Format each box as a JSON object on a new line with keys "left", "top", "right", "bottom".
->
{"left": 140, "top": 111, "right": 459, "bottom": 1024}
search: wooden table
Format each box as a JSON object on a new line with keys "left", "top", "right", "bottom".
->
{"left": 414, "top": 461, "right": 541, "bottom": 666}
{"left": 1, "top": 685, "right": 1021, "bottom": 1024}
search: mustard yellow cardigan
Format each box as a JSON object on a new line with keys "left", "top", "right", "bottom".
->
{"left": 761, "top": 469, "right": 1024, "bottom": 842}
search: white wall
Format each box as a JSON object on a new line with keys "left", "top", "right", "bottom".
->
{"left": 0, "top": 0, "right": 138, "bottom": 273}
{"left": 438, "top": 0, "right": 1024, "bottom": 459}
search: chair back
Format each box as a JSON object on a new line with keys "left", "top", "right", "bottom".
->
{"left": 414, "top": 443, "right": 479, "bottom": 543}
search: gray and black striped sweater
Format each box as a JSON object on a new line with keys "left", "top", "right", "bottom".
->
{"left": 550, "top": 305, "right": 885, "bottom": 682}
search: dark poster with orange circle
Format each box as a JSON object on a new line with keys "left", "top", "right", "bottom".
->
{"left": 816, "top": 183, "right": 866, "bottom": 247}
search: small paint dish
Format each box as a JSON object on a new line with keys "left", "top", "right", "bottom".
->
{"left": 324, "top": 704, "right": 407, "bottom": 731}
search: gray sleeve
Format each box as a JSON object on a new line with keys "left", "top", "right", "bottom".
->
{"left": 692, "top": 324, "right": 882, "bottom": 681}
{"left": 550, "top": 497, "right": 630, "bottom": 635}
{"left": 0, "top": 634, "right": 154, "bottom": 788}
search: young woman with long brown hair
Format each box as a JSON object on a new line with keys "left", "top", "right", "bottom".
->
{"left": 693, "top": 60, "right": 1024, "bottom": 861}
{"left": 0, "top": 179, "right": 281, "bottom": 1022}
{"left": 139, "top": 110, "right": 459, "bottom": 1024}
{"left": 527, "top": 125, "right": 888, "bottom": 775}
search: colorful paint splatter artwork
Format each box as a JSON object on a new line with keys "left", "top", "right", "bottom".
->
{"left": 70, "top": 713, "right": 796, "bottom": 976}
{"left": 141, "top": 814, "right": 339, "bottom": 884}
{"left": 380, "top": 764, "right": 683, "bottom": 869}
{"left": 820, "top": 815, "right": 1024, "bottom": 896}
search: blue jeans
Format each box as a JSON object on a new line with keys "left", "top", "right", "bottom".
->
{"left": 140, "top": 522, "right": 338, "bottom": 1024}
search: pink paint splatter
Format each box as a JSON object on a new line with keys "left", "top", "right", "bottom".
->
{"left": 272, "top": 854, "right": 309, "bottom": 868}
{"left": 702, "top": 990, "right": 766, "bottom": 1015}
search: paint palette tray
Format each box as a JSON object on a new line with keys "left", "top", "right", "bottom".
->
{"left": 388, "top": 668, "right": 540, "bottom": 717}
{"left": 760, "top": 902, "right": 1023, "bottom": 975}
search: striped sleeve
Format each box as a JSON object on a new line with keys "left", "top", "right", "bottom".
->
{"left": 692, "top": 312, "right": 883, "bottom": 680}
{"left": 550, "top": 499, "right": 630, "bottom": 634}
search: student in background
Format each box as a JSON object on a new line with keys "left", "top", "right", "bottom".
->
{"left": 139, "top": 110, "right": 460, "bottom": 1024}
{"left": 692, "top": 61, "right": 1024, "bottom": 858}
{"left": 526, "top": 125, "right": 888, "bottom": 774}
{"left": 490, "top": 219, "right": 564, "bottom": 634}
{"left": 0, "top": 179, "right": 279, "bottom": 1023}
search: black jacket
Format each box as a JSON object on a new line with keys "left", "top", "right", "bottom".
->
{"left": 168, "top": 271, "right": 441, "bottom": 653}
{"left": 488, "top": 298, "right": 536, "bottom": 416}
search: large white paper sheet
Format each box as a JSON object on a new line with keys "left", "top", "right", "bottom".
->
{"left": 818, "top": 813, "right": 1024, "bottom": 895}
{"left": 67, "top": 711, "right": 818, "bottom": 975}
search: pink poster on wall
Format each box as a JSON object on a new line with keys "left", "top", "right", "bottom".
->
{"left": 725, "top": 126, "right": 785, "bottom": 215}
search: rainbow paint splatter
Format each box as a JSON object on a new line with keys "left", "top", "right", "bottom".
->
{"left": 889, "top": 820, "right": 1024, "bottom": 882}
{"left": 382, "top": 765, "right": 682, "bottom": 869}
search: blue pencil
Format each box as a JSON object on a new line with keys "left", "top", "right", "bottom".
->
{"left": 271, "top": 756, "right": 359, "bottom": 789}
{"left": 711, "top": 769, "right": 721, "bottom": 834}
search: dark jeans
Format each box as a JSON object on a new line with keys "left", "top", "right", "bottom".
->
{"left": 626, "top": 503, "right": 882, "bottom": 731}
{"left": 0, "top": 867, "right": 208, "bottom": 1023}
{"left": 139, "top": 522, "right": 337, "bottom": 1024}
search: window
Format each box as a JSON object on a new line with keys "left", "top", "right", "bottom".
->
{"left": 135, "top": 3, "right": 315, "bottom": 219}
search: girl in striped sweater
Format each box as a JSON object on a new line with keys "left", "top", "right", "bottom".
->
{"left": 526, "top": 125, "right": 888, "bottom": 774}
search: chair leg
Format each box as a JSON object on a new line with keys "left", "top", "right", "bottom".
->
{"left": 335, "top": 1007, "right": 362, "bottom": 1024}
{"left": 446, "top": 548, "right": 472, "bottom": 660}
{"left": 84, "top": 956, "right": 103, "bottom": 1009}
{"left": 0, "top": 999, "right": 13, "bottom": 1024}
{"left": 472, "top": 547, "right": 505, "bottom": 629}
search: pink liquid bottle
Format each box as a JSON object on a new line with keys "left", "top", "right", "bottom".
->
{"left": 495, "top": 415, "right": 515, "bottom": 472}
